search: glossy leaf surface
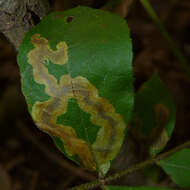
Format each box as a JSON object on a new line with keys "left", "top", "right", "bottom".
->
{"left": 17, "top": 6, "right": 133, "bottom": 174}
{"left": 108, "top": 186, "right": 175, "bottom": 190}
{"left": 160, "top": 148, "right": 190, "bottom": 189}
{"left": 132, "top": 74, "right": 176, "bottom": 156}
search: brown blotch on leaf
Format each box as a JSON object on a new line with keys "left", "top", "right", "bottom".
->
{"left": 31, "top": 34, "right": 48, "bottom": 47}
{"left": 150, "top": 129, "right": 169, "bottom": 151}
{"left": 154, "top": 104, "right": 170, "bottom": 126}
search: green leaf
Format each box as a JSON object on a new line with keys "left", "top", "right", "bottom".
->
{"left": 17, "top": 6, "right": 133, "bottom": 175}
{"left": 132, "top": 73, "right": 176, "bottom": 156}
{"left": 159, "top": 148, "right": 190, "bottom": 189}
{"left": 108, "top": 186, "right": 175, "bottom": 190}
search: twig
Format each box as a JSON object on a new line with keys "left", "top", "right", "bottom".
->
{"left": 139, "top": 0, "right": 190, "bottom": 77}
{"left": 100, "top": 185, "right": 109, "bottom": 190}
{"left": 0, "top": 0, "right": 50, "bottom": 50}
{"left": 68, "top": 140, "right": 190, "bottom": 190}
{"left": 99, "top": 172, "right": 109, "bottom": 190}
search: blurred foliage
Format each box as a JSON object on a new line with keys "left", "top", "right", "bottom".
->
{"left": 0, "top": 0, "right": 190, "bottom": 189}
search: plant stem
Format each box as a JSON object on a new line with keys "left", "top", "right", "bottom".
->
{"left": 68, "top": 140, "right": 190, "bottom": 190}
{"left": 139, "top": 0, "right": 190, "bottom": 77}
{"left": 100, "top": 185, "right": 109, "bottom": 190}
{"left": 99, "top": 172, "right": 109, "bottom": 190}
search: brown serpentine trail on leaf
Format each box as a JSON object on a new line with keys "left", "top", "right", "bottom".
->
{"left": 27, "top": 34, "right": 126, "bottom": 172}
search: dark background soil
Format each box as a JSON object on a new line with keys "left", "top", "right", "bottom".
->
{"left": 0, "top": 0, "right": 190, "bottom": 189}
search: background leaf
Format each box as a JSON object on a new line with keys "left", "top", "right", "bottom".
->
{"left": 159, "top": 148, "right": 190, "bottom": 189}
{"left": 17, "top": 6, "right": 133, "bottom": 175}
{"left": 131, "top": 73, "right": 176, "bottom": 156}
{"left": 108, "top": 186, "right": 175, "bottom": 190}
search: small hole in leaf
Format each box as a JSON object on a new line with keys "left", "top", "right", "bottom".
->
{"left": 66, "top": 16, "right": 74, "bottom": 23}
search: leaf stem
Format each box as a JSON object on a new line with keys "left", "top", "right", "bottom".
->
{"left": 99, "top": 172, "right": 109, "bottom": 190}
{"left": 139, "top": 0, "right": 190, "bottom": 77}
{"left": 68, "top": 140, "right": 190, "bottom": 190}
{"left": 100, "top": 185, "right": 109, "bottom": 190}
